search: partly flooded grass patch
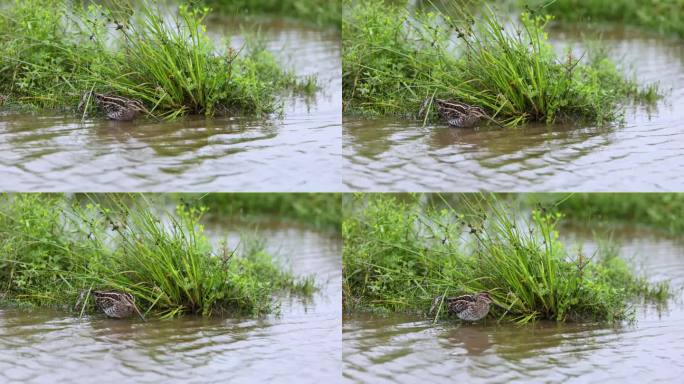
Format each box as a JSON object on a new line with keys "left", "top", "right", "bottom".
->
{"left": 0, "top": 194, "right": 314, "bottom": 319}
{"left": 343, "top": 194, "right": 668, "bottom": 323}
{"left": 203, "top": 0, "right": 341, "bottom": 28}
{"left": 198, "top": 193, "right": 342, "bottom": 233}
{"left": 0, "top": 0, "right": 315, "bottom": 119}
{"left": 342, "top": 0, "right": 659, "bottom": 126}
{"left": 526, "top": 0, "right": 684, "bottom": 39}
{"left": 531, "top": 193, "right": 684, "bottom": 236}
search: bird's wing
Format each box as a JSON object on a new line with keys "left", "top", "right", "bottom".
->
{"left": 449, "top": 299, "right": 471, "bottom": 313}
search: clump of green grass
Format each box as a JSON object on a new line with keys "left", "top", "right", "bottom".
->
{"left": 0, "top": 0, "right": 315, "bottom": 119}
{"left": 202, "top": 0, "right": 341, "bottom": 28}
{"left": 0, "top": 193, "right": 314, "bottom": 318}
{"left": 525, "top": 0, "right": 684, "bottom": 39}
{"left": 342, "top": 0, "right": 659, "bottom": 126}
{"left": 343, "top": 194, "right": 668, "bottom": 323}
{"left": 194, "top": 193, "right": 341, "bottom": 233}
{"left": 530, "top": 193, "right": 684, "bottom": 236}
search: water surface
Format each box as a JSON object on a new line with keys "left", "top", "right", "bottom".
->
{"left": 343, "top": 27, "right": 684, "bottom": 191}
{"left": 0, "top": 19, "right": 341, "bottom": 192}
{"left": 343, "top": 226, "right": 684, "bottom": 383}
{"left": 0, "top": 221, "right": 341, "bottom": 384}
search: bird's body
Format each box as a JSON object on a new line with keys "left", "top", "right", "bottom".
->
{"left": 434, "top": 99, "right": 489, "bottom": 128}
{"left": 74, "top": 290, "right": 144, "bottom": 320}
{"left": 431, "top": 292, "right": 492, "bottom": 321}
{"left": 92, "top": 291, "right": 137, "bottom": 318}
{"left": 79, "top": 92, "right": 148, "bottom": 121}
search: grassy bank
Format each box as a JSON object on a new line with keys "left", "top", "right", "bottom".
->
{"left": 0, "top": 194, "right": 313, "bottom": 318}
{"left": 0, "top": 0, "right": 315, "bottom": 119}
{"left": 530, "top": 193, "right": 684, "bottom": 235}
{"left": 343, "top": 194, "right": 668, "bottom": 323}
{"left": 202, "top": 0, "right": 341, "bottom": 28}
{"left": 343, "top": 0, "right": 658, "bottom": 126}
{"left": 197, "top": 193, "right": 341, "bottom": 233}
{"left": 526, "top": 0, "right": 684, "bottom": 39}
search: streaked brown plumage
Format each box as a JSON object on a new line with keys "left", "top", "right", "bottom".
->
{"left": 79, "top": 91, "right": 148, "bottom": 121}
{"left": 92, "top": 291, "right": 138, "bottom": 318}
{"left": 75, "top": 290, "right": 145, "bottom": 320}
{"left": 434, "top": 99, "right": 489, "bottom": 128}
{"left": 431, "top": 292, "right": 492, "bottom": 321}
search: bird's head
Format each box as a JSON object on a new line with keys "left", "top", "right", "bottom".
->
{"left": 127, "top": 99, "right": 149, "bottom": 114}
{"left": 477, "top": 292, "right": 492, "bottom": 303}
{"left": 471, "top": 106, "right": 488, "bottom": 118}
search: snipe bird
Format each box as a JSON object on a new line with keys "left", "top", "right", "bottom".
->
{"left": 75, "top": 290, "right": 145, "bottom": 320}
{"left": 79, "top": 91, "right": 149, "bottom": 121}
{"left": 434, "top": 99, "right": 490, "bottom": 128}
{"left": 430, "top": 292, "right": 492, "bottom": 321}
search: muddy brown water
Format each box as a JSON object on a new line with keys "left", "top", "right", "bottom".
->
{"left": 343, "top": 27, "right": 684, "bottom": 191}
{"left": 0, "top": 20, "right": 341, "bottom": 192}
{"left": 0, "top": 221, "right": 341, "bottom": 384}
{"left": 343, "top": 226, "right": 684, "bottom": 383}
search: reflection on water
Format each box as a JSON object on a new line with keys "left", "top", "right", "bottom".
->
{"left": 0, "top": 20, "right": 341, "bottom": 192}
{"left": 343, "top": 227, "right": 684, "bottom": 383}
{"left": 343, "top": 27, "right": 684, "bottom": 191}
{"left": 0, "top": 221, "right": 341, "bottom": 384}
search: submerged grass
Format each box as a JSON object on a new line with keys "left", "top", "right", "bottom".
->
{"left": 0, "top": 0, "right": 315, "bottom": 119}
{"left": 343, "top": 194, "right": 668, "bottom": 323}
{"left": 196, "top": 193, "right": 341, "bottom": 233}
{"left": 0, "top": 194, "right": 314, "bottom": 318}
{"left": 526, "top": 0, "right": 684, "bottom": 39}
{"left": 342, "top": 0, "right": 659, "bottom": 126}
{"left": 202, "top": 0, "right": 341, "bottom": 28}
